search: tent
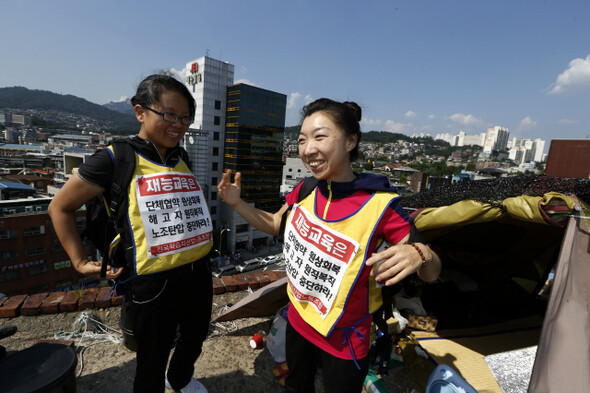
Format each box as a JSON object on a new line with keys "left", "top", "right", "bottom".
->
{"left": 400, "top": 175, "right": 590, "bottom": 392}
{"left": 215, "top": 175, "right": 590, "bottom": 392}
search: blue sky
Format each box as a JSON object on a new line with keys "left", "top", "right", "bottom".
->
{"left": 1, "top": 0, "right": 589, "bottom": 148}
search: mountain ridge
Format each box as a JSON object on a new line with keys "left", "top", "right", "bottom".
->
{"left": 0, "top": 86, "right": 136, "bottom": 129}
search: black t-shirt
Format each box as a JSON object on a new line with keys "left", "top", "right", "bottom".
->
{"left": 77, "top": 136, "right": 190, "bottom": 195}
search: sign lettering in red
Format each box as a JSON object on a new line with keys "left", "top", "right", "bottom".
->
{"left": 190, "top": 62, "right": 198, "bottom": 73}
{"left": 138, "top": 174, "right": 200, "bottom": 196}
{"left": 291, "top": 208, "right": 356, "bottom": 262}
{"left": 151, "top": 232, "right": 211, "bottom": 255}
{"left": 290, "top": 283, "right": 328, "bottom": 314}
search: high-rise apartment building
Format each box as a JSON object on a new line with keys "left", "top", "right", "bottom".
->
{"left": 483, "top": 126, "right": 510, "bottom": 154}
{"left": 182, "top": 56, "right": 234, "bottom": 228}
{"left": 219, "top": 84, "right": 286, "bottom": 253}
{"left": 509, "top": 137, "right": 546, "bottom": 164}
{"left": 181, "top": 56, "right": 286, "bottom": 255}
{"left": 533, "top": 138, "right": 546, "bottom": 162}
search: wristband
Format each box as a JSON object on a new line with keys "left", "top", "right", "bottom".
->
{"left": 408, "top": 243, "right": 427, "bottom": 268}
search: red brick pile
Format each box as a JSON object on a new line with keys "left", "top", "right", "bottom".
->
{"left": 0, "top": 271, "right": 287, "bottom": 318}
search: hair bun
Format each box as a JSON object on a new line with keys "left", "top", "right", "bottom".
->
{"left": 343, "top": 101, "right": 362, "bottom": 122}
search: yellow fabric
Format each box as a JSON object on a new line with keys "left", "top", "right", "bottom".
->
{"left": 414, "top": 193, "right": 577, "bottom": 232}
{"left": 413, "top": 200, "right": 503, "bottom": 231}
{"left": 124, "top": 151, "right": 212, "bottom": 275}
{"left": 286, "top": 190, "right": 398, "bottom": 337}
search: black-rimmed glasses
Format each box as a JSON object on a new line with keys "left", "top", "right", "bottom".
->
{"left": 142, "top": 106, "right": 194, "bottom": 126}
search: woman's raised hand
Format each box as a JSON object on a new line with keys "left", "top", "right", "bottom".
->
{"left": 218, "top": 170, "right": 243, "bottom": 208}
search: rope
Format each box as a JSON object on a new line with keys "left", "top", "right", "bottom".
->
{"left": 208, "top": 304, "right": 238, "bottom": 336}
{"left": 53, "top": 311, "right": 123, "bottom": 377}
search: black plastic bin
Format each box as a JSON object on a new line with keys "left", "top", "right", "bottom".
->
{"left": 0, "top": 343, "right": 77, "bottom": 393}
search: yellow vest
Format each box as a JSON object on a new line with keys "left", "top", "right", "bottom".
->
{"left": 284, "top": 189, "right": 399, "bottom": 337}
{"left": 112, "top": 148, "right": 213, "bottom": 276}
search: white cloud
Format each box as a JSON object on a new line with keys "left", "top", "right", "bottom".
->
{"left": 450, "top": 113, "right": 484, "bottom": 127}
{"left": 519, "top": 116, "right": 537, "bottom": 130}
{"left": 168, "top": 66, "right": 188, "bottom": 82}
{"left": 404, "top": 110, "right": 416, "bottom": 119}
{"left": 558, "top": 118, "right": 577, "bottom": 125}
{"left": 384, "top": 120, "right": 412, "bottom": 133}
{"left": 285, "top": 93, "right": 314, "bottom": 126}
{"left": 361, "top": 118, "right": 383, "bottom": 130}
{"left": 287, "top": 92, "right": 301, "bottom": 110}
{"left": 234, "top": 78, "right": 257, "bottom": 86}
{"left": 428, "top": 114, "right": 435, "bottom": 120}
{"left": 548, "top": 54, "right": 590, "bottom": 95}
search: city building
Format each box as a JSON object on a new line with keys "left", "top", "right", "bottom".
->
{"left": 281, "top": 157, "right": 311, "bottom": 195}
{"left": 219, "top": 83, "right": 286, "bottom": 253}
{"left": 182, "top": 56, "right": 235, "bottom": 229}
{"left": 453, "top": 131, "right": 486, "bottom": 147}
{"left": 0, "top": 182, "right": 94, "bottom": 296}
{"left": 533, "top": 138, "right": 546, "bottom": 162}
{"left": 482, "top": 126, "right": 510, "bottom": 154}
{"left": 181, "top": 56, "right": 287, "bottom": 255}
{"left": 0, "top": 110, "right": 32, "bottom": 126}
{"left": 545, "top": 139, "right": 590, "bottom": 179}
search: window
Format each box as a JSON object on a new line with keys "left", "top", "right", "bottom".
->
{"left": 215, "top": 100, "right": 221, "bottom": 110}
{"left": 1, "top": 250, "right": 18, "bottom": 260}
{"left": 0, "top": 271, "right": 20, "bottom": 283}
{"left": 28, "top": 264, "right": 48, "bottom": 276}
{"left": 212, "top": 162, "right": 218, "bottom": 171}
{"left": 214, "top": 116, "right": 220, "bottom": 126}
{"left": 54, "top": 260, "right": 72, "bottom": 271}
{"left": 213, "top": 147, "right": 219, "bottom": 156}
{"left": 213, "top": 132, "right": 220, "bottom": 141}
{"left": 211, "top": 177, "right": 218, "bottom": 186}
{"left": 24, "top": 225, "right": 45, "bottom": 236}
{"left": 0, "top": 229, "right": 16, "bottom": 239}
{"left": 26, "top": 246, "right": 46, "bottom": 256}
{"left": 211, "top": 192, "right": 217, "bottom": 201}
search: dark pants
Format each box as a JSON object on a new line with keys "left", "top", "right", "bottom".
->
{"left": 285, "top": 321, "right": 370, "bottom": 393}
{"left": 126, "top": 261, "right": 212, "bottom": 393}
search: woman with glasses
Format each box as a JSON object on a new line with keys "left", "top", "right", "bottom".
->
{"left": 49, "top": 73, "right": 212, "bottom": 393}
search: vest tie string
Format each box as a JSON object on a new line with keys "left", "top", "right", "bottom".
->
{"left": 337, "top": 313, "right": 371, "bottom": 370}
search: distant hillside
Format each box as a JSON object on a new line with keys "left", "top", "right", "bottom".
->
{"left": 103, "top": 99, "right": 134, "bottom": 115}
{"left": 0, "top": 86, "right": 137, "bottom": 131}
{"left": 285, "top": 126, "right": 446, "bottom": 146}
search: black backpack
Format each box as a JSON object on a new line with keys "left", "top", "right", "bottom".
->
{"left": 81, "top": 139, "right": 190, "bottom": 278}
{"left": 81, "top": 139, "right": 136, "bottom": 278}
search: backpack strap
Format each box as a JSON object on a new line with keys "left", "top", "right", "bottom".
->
{"left": 277, "top": 177, "right": 319, "bottom": 243}
{"left": 99, "top": 139, "right": 137, "bottom": 278}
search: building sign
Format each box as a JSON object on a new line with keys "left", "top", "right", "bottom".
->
{"left": 186, "top": 62, "right": 203, "bottom": 85}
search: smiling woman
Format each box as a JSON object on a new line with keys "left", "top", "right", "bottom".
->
{"left": 131, "top": 75, "right": 195, "bottom": 160}
{"left": 48, "top": 73, "right": 214, "bottom": 393}
{"left": 218, "top": 97, "right": 441, "bottom": 393}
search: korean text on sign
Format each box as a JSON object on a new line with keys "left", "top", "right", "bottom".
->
{"left": 136, "top": 172, "right": 212, "bottom": 258}
{"left": 284, "top": 205, "right": 359, "bottom": 318}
